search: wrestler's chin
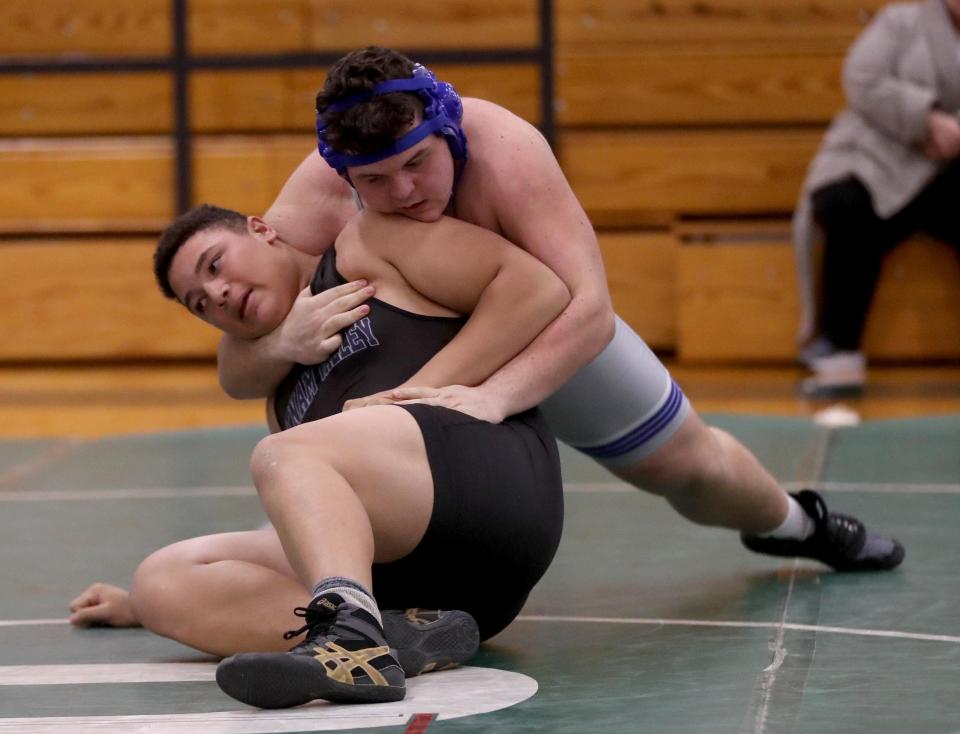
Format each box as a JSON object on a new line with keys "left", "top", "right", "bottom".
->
{"left": 238, "top": 295, "right": 284, "bottom": 341}
{"left": 405, "top": 205, "right": 444, "bottom": 223}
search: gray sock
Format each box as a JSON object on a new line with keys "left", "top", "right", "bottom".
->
{"left": 312, "top": 576, "right": 382, "bottom": 627}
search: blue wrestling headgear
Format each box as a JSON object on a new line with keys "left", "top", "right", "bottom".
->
{"left": 316, "top": 64, "right": 467, "bottom": 176}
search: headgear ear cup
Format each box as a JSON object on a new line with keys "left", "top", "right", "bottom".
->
{"left": 315, "top": 118, "right": 334, "bottom": 166}
{"left": 432, "top": 82, "right": 467, "bottom": 161}
{"left": 410, "top": 66, "right": 466, "bottom": 162}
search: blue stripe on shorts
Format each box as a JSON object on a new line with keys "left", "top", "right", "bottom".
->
{"left": 578, "top": 380, "right": 684, "bottom": 460}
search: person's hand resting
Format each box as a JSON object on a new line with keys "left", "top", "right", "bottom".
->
{"left": 925, "top": 109, "right": 960, "bottom": 160}
{"left": 266, "top": 281, "right": 374, "bottom": 365}
{"left": 342, "top": 387, "right": 410, "bottom": 412}
{"left": 69, "top": 583, "right": 140, "bottom": 628}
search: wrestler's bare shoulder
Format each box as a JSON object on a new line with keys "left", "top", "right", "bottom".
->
{"left": 461, "top": 98, "right": 545, "bottom": 150}
{"left": 456, "top": 98, "right": 554, "bottom": 228}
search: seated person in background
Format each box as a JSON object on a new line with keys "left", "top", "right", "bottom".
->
{"left": 794, "top": 0, "right": 960, "bottom": 393}
{"left": 72, "top": 203, "right": 570, "bottom": 709}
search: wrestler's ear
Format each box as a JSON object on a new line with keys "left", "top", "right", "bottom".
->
{"left": 247, "top": 215, "right": 278, "bottom": 245}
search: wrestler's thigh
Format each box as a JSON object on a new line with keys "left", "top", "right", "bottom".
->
{"left": 148, "top": 528, "right": 296, "bottom": 579}
{"left": 257, "top": 405, "right": 433, "bottom": 562}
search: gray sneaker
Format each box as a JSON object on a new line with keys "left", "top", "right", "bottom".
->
{"left": 798, "top": 335, "right": 840, "bottom": 369}
{"left": 800, "top": 350, "right": 866, "bottom": 397}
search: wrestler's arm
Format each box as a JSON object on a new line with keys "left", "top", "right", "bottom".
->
{"left": 465, "top": 108, "right": 615, "bottom": 418}
{"left": 215, "top": 153, "right": 362, "bottom": 399}
{"left": 353, "top": 211, "right": 571, "bottom": 389}
{"left": 262, "top": 150, "right": 355, "bottom": 252}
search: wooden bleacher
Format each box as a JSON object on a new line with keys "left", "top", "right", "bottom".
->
{"left": 1, "top": 0, "right": 957, "bottom": 369}
{"left": 675, "top": 222, "right": 960, "bottom": 361}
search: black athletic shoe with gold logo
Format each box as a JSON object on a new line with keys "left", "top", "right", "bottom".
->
{"left": 741, "top": 489, "right": 905, "bottom": 572}
{"left": 216, "top": 594, "right": 405, "bottom": 708}
{"left": 382, "top": 608, "right": 480, "bottom": 677}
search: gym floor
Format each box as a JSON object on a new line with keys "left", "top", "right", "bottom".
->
{"left": 1, "top": 405, "right": 958, "bottom": 733}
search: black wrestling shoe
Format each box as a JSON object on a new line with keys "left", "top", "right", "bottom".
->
{"left": 741, "top": 489, "right": 905, "bottom": 572}
{"left": 382, "top": 608, "right": 480, "bottom": 677}
{"left": 216, "top": 594, "right": 405, "bottom": 709}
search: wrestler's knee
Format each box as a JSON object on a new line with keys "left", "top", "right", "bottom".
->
{"left": 613, "top": 411, "right": 727, "bottom": 496}
{"left": 250, "top": 429, "right": 317, "bottom": 489}
{"left": 130, "top": 542, "right": 193, "bottom": 638}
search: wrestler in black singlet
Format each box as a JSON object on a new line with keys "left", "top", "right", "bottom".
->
{"left": 273, "top": 246, "right": 564, "bottom": 639}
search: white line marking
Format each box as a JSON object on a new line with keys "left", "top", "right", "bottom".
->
{"left": 752, "top": 558, "right": 799, "bottom": 734}
{"left": 0, "top": 666, "right": 537, "bottom": 732}
{"left": 514, "top": 615, "right": 960, "bottom": 644}
{"left": 0, "top": 710, "right": 407, "bottom": 734}
{"left": 805, "top": 426, "right": 834, "bottom": 489}
{"left": 0, "top": 486, "right": 255, "bottom": 502}
{"left": 785, "top": 481, "right": 960, "bottom": 495}
{"left": 0, "top": 663, "right": 215, "bottom": 685}
{"left": 5, "top": 615, "right": 960, "bottom": 644}
{"left": 0, "top": 480, "right": 957, "bottom": 503}
{"left": 564, "top": 481, "right": 960, "bottom": 495}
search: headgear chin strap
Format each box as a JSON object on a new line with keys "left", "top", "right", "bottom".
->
{"left": 316, "top": 64, "right": 467, "bottom": 176}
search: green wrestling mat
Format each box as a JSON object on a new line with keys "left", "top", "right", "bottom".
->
{"left": 1, "top": 414, "right": 958, "bottom": 733}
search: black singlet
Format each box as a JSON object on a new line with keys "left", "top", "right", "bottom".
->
{"left": 274, "top": 247, "right": 467, "bottom": 429}
{"left": 272, "top": 246, "right": 564, "bottom": 640}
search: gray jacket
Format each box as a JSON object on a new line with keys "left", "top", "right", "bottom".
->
{"left": 793, "top": 0, "right": 960, "bottom": 342}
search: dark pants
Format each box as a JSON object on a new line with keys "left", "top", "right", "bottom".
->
{"left": 811, "top": 161, "right": 960, "bottom": 350}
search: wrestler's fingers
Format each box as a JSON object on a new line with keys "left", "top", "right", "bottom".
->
{"left": 69, "top": 586, "right": 102, "bottom": 612}
{"left": 323, "top": 305, "right": 370, "bottom": 333}
{"left": 69, "top": 602, "right": 109, "bottom": 627}
{"left": 318, "top": 333, "right": 343, "bottom": 354}
{"left": 394, "top": 397, "right": 446, "bottom": 407}
{"left": 313, "top": 280, "right": 370, "bottom": 307}
{"left": 343, "top": 396, "right": 392, "bottom": 411}
{"left": 389, "top": 387, "right": 440, "bottom": 400}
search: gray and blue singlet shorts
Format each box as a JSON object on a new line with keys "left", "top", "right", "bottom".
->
{"left": 539, "top": 316, "right": 691, "bottom": 468}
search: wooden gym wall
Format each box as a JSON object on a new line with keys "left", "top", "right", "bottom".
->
{"left": 1, "top": 0, "right": 957, "bottom": 364}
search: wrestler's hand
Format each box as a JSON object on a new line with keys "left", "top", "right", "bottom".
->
{"left": 266, "top": 281, "right": 374, "bottom": 365}
{"left": 392, "top": 385, "right": 507, "bottom": 424}
{"left": 68, "top": 583, "right": 140, "bottom": 628}
{"left": 925, "top": 110, "right": 960, "bottom": 160}
{"left": 342, "top": 387, "right": 406, "bottom": 412}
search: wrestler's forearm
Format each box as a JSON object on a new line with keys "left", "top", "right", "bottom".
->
{"left": 217, "top": 333, "right": 292, "bottom": 400}
{"left": 403, "top": 265, "right": 571, "bottom": 389}
{"left": 481, "top": 290, "right": 615, "bottom": 416}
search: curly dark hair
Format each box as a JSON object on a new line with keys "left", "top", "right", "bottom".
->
{"left": 153, "top": 204, "right": 246, "bottom": 299}
{"left": 317, "top": 46, "right": 423, "bottom": 156}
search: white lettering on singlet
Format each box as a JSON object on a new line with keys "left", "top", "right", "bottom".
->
{"left": 283, "top": 316, "right": 380, "bottom": 428}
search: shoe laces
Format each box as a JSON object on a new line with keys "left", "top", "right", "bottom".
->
{"left": 824, "top": 512, "right": 864, "bottom": 549}
{"left": 799, "top": 490, "right": 865, "bottom": 554}
{"left": 283, "top": 599, "right": 340, "bottom": 651}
